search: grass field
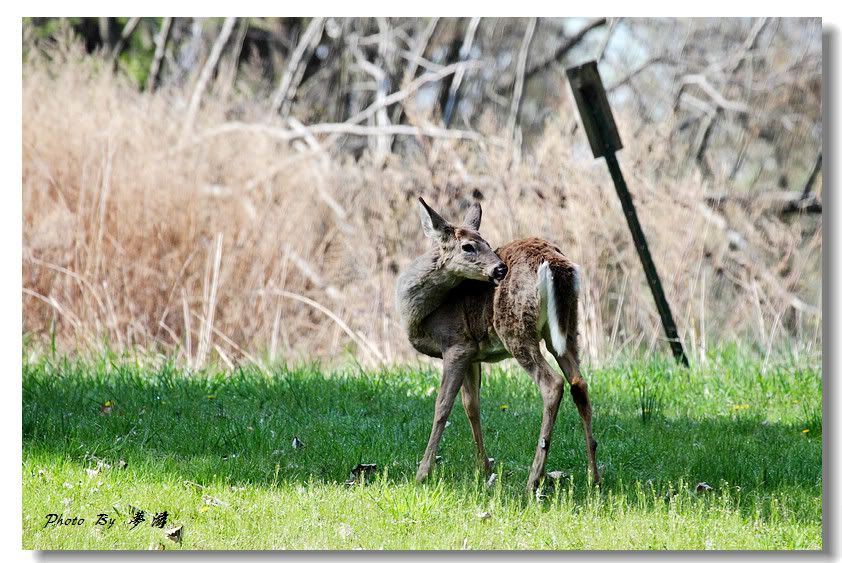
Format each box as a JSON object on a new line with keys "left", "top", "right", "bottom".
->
{"left": 22, "top": 349, "right": 822, "bottom": 550}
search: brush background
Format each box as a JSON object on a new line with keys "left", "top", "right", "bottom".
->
{"left": 22, "top": 18, "right": 823, "bottom": 367}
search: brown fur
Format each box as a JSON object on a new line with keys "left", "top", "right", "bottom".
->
{"left": 397, "top": 201, "right": 599, "bottom": 491}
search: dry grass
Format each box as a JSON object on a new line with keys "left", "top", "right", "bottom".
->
{"left": 22, "top": 41, "right": 822, "bottom": 368}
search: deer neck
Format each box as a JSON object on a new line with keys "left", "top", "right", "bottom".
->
{"left": 396, "top": 250, "right": 462, "bottom": 334}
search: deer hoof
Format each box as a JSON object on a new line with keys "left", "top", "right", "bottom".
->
{"left": 416, "top": 466, "right": 431, "bottom": 482}
{"left": 526, "top": 477, "right": 540, "bottom": 494}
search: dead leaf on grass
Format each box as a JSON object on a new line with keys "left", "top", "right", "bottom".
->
{"left": 338, "top": 523, "right": 353, "bottom": 539}
{"left": 202, "top": 495, "right": 227, "bottom": 507}
{"left": 547, "top": 470, "right": 568, "bottom": 481}
{"left": 164, "top": 525, "right": 183, "bottom": 543}
{"left": 344, "top": 463, "right": 377, "bottom": 486}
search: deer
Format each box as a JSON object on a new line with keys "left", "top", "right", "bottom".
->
{"left": 395, "top": 197, "right": 599, "bottom": 493}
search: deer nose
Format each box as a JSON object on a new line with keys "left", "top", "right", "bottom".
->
{"left": 492, "top": 264, "right": 508, "bottom": 281}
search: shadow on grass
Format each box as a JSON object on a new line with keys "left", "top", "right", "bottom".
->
{"left": 22, "top": 359, "right": 821, "bottom": 521}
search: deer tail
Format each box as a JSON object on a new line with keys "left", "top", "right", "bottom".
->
{"left": 538, "top": 260, "right": 580, "bottom": 362}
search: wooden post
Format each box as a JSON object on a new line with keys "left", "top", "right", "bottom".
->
{"left": 566, "top": 61, "right": 689, "bottom": 366}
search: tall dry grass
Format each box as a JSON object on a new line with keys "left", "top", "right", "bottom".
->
{"left": 22, "top": 41, "right": 822, "bottom": 368}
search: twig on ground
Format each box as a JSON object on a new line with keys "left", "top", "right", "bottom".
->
{"left": 195, "top": 233, "right": 224, "bottom": 369}
{"left": 256, "top": 288, "right": 384, "bottom": 363}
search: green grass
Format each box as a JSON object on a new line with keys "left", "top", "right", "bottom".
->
{"left": 22, "top": 350, "right": 822, "bottom": 550}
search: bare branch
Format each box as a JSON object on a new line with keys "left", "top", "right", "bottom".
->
{"left": 345, "top": 60, "right": 482, "bottom": 127}
{"left": 726, "top": 17, "right": 769, "bottom": 74}
{"left": 512, "top": 17, "right": 606, "bottom": 90}
{"left": 218, "top": 18, "right": 250, "bottom": 96}
{"left": 400, "top": 18, "right": 440, "bottom": 86}
{"left": 442, "top": 17, "right": 481, "bottom": 128}
{"left": 269, "top": 17, "right": 326, "bottom": 117}
{"left": 607, "top": 56, "right": 679, "bottom": 93}
{"left": 109, "top": 17, "right": 141, "bottom": 73}
{"left": 181, "top": 17, "right": 237, "bottom": 139}
{"left": 801, "top": 152, "right": 823, "bottom": 198}
{"left": 196, "top": 121, "right": 494, "bottom": 145}
{"left": 98, "top": 17, "right": 117, "bottom": 50}
{"left": 597, "top": 17, "right": 621, "bottom": 62}
{"left": 146, "top": 17, "right": 173, "bottom": 92}
{"left": 348, "top": 30, "right": 393, "bottom": 158}
{"left": 506, "top": 18, "right": 537, "bottom": 140}
{"left": 676, "top": 74, "right": 750, "bottom": 114}
{"left": 392, "top": 18, "right": 440, "bottom": 125}
{"left": 373, "top": 18, "right": 397, "bottom": 158}
{"left": 693, "top": 109, "right": 721, "bottom": 179}
{"left": 705, "top": 189, "right": 822, "bottom": 215}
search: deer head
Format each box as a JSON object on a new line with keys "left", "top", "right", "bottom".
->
{"left": 417, "top": 197, "right": 508, "bottom": 285}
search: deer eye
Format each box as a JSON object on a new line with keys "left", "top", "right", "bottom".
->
{"left": 461, "top": 243, "right": 476, "bottom": 253}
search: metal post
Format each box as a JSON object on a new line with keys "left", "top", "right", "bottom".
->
{"left": 566, "top": 60, "right": 688, "bottom": 366}
{"left": 603, "top": 152, "right": 689, "bottom": 366}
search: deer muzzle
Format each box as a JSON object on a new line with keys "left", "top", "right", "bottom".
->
{"left": 491, "top": 263, "right": 508, "bottom": 285}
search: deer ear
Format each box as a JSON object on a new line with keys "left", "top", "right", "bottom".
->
{"left": 462, "top": 201, "right": 482, "bottom": 230}
{"left": 418, "top": 197, "right": 453, "bottom": 242}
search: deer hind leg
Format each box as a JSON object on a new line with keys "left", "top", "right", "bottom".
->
{"left": 461, "top": 362, "right": 493, "bottom": 474}
{"left": 542, "top": 261, "right": 599, "bottom": 484}
{"left": 511, "top": 347, "right": 565, "bottom": 493}
{"left": 416, "top": 349, "right": 471, "bottom": 482}
{"left": 553, "top": 347, "right": 599, "bottom": 484}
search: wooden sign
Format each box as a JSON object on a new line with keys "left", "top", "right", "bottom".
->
{"left": 566, "top": 61, "right": 623, "bottom": 158}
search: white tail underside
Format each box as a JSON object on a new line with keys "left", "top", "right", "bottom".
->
{"left": 538, "top": 261, "right": 566, "bottom": 357}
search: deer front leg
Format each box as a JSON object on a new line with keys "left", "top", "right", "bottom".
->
{"left": 416, "top": 349, "right": 472, "bottom": 482}
{"left": 461, "top": 362, "right": 493, "bottom": 474}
